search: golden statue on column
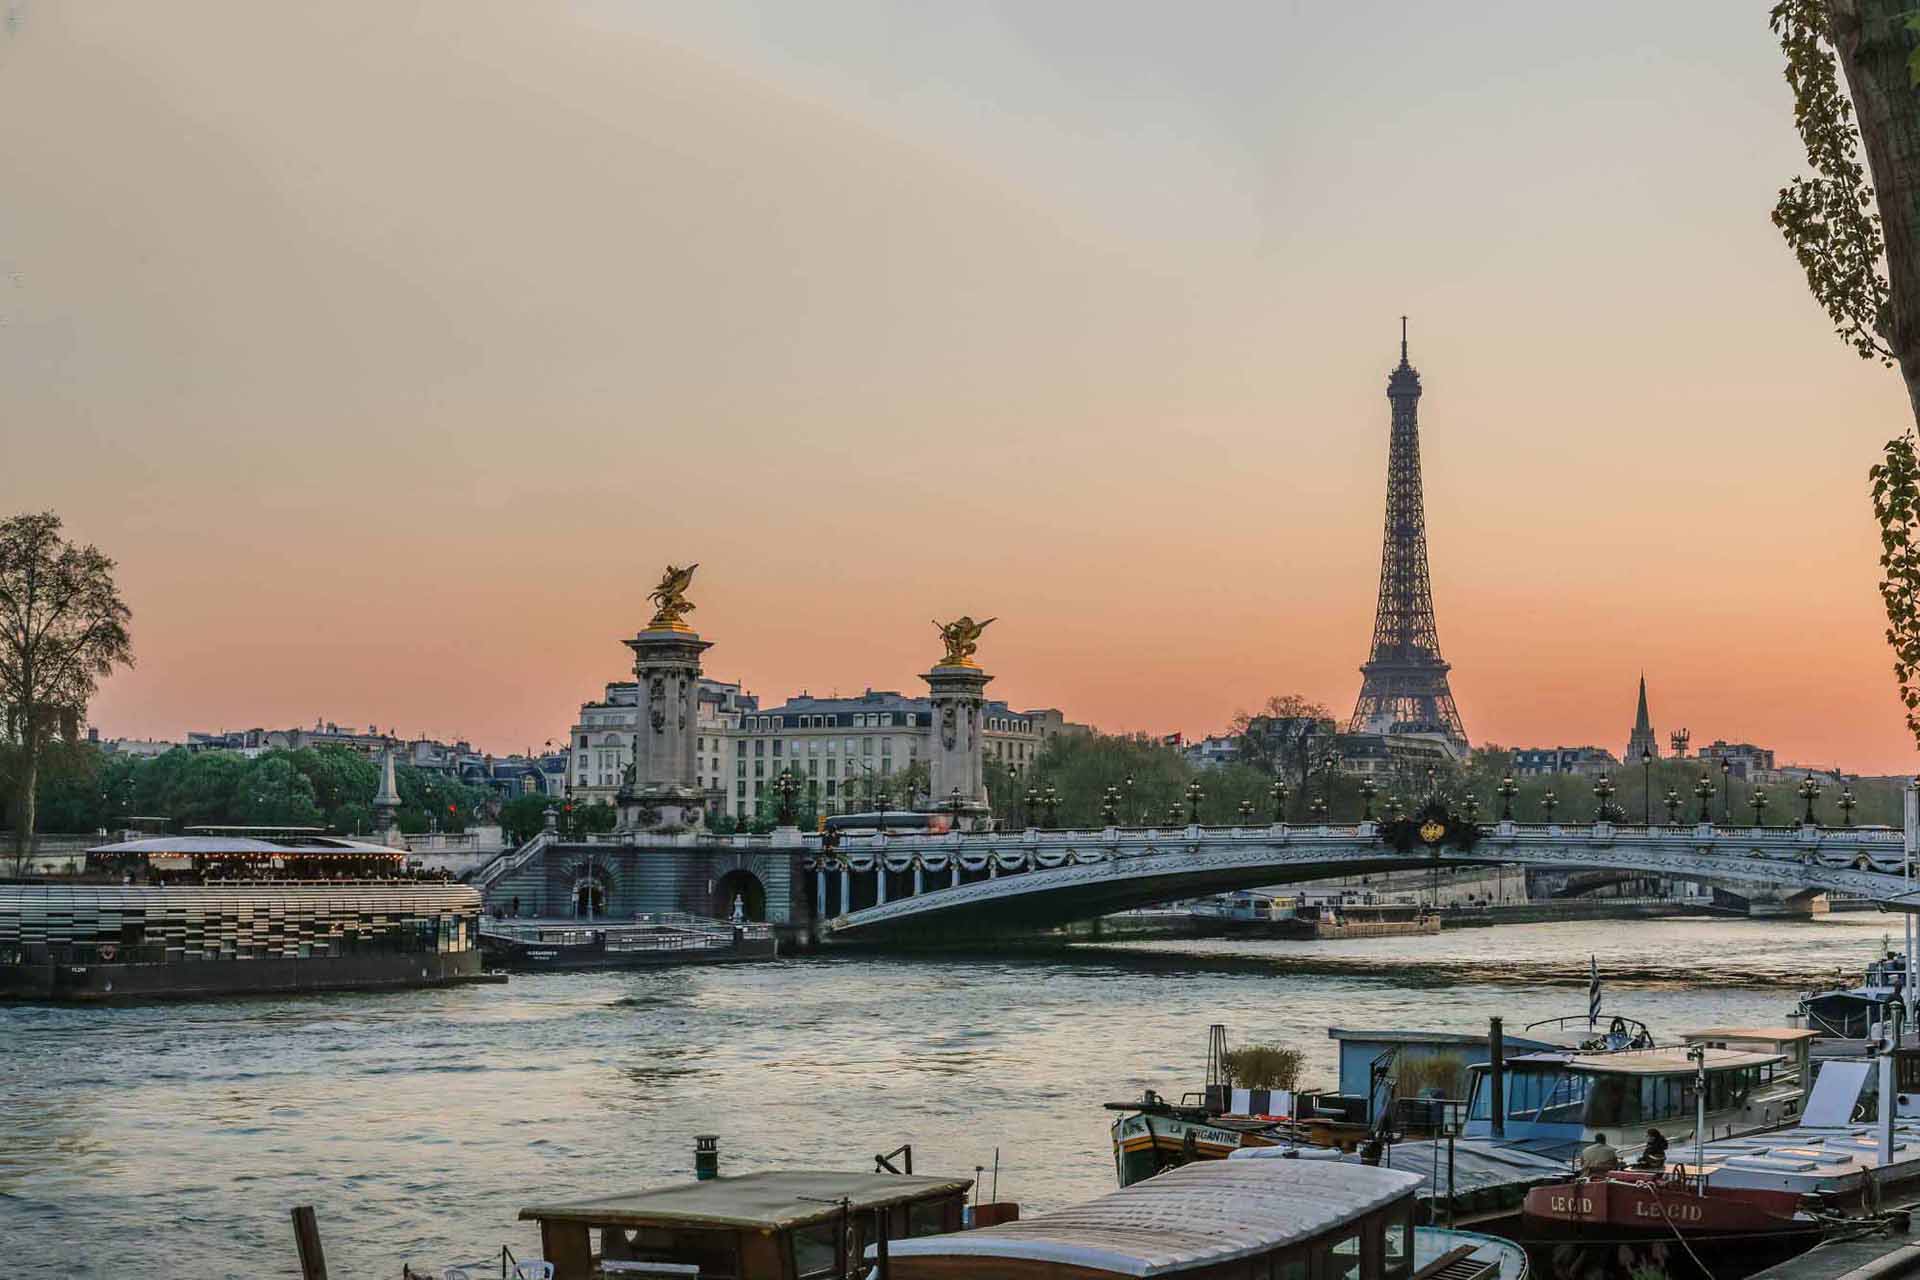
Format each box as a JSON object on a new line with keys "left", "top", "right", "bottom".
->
{"left": 646, "top": 563, "right": 699, "bottom": 632}
{"left": 932, "top": 615, "right": 995, "bottom": 668}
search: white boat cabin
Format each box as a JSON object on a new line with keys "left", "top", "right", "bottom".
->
{"left": 881, "top": 1159, "right": 1525, "bottom": 1280}
{"left": 1464, "top": 1043, "right": 1806, "bottom": 1152}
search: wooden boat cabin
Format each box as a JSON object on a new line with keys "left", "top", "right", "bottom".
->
{"left": 880, "top": 1160, "right": 1523, "bottom": 1280}
{"left": 518, "top": 1171, "right": 973, "bottom": 1280}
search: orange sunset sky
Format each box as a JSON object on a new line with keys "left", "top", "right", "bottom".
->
{"left": 3, "top": 2, "right": 1916, "bottom": 773}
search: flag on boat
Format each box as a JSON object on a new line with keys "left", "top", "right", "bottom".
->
{"left": 1588, "top": 953, "right": 1601, "bottom": 1026}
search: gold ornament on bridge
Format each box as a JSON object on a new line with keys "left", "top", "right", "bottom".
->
{"left": 932, "top": 615, "right": 995, "bottom": 668}
{"left": 646, "top": 563, "right": 699, "bottom": 632}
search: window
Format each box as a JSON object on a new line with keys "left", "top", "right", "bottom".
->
{"left": 755, "top": 740, "right": 765, "bottom": 758}
{"left": 845, "top": 738, "right": 856, "bottom": 755}
{"left": 792, "top": 1220, "right": 841, "bottom": 1279}
{"left": 826, "top": 780, "right": 836, "bottom": 796}
{"left": 1382, "top": 1202, "right": 1412, "bottom": 1278}
{"left": 736, "top": 740, "right": 747, "bottom": 757}
{"left": 578, "top": 735, "right": 588, "bottom": 748}
{"left": 754, "top": 760, "right": 765, "bottom": 778}
{"left": 773, "top": 740, "right": 783, "bottom": 757}
{"left": 907, "top": 1198, "right": 951, "bottom": 1237}
{"left": 736, "top": 759, "right": 746, "bottom": 778}
{"left": 862, "top": 738, "right": 874, "bottom": 757}
{"left": 807, "top": 759, "right": 819, "bottom": 777}
{"left": 827, "top": 759, "right": 838, "bottom": 778}
{"left": 1321, "top": 1231, "right": 1362, "bottom": 1280}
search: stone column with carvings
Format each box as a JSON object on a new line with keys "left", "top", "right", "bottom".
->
{"left": 920, "top": 616, "right": 996, "bottom": 824}
{"left": 618, "top": 565, "right": 713, "bottom": 832}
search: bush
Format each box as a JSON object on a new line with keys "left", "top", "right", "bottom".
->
{"left": 1219, "top": 1044, "right": 1304, "bottom": 1091}
{"left": 1396, "top": 1052, "right": 1467, "bottom": 1099}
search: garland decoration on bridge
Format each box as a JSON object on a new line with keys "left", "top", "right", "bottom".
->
{"left": 1378, "top": 798, "right": 1480, "bottom": 857}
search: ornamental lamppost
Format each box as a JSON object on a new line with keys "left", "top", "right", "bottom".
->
{"left": 1185, "top": 780, "right": 1204, "bottom": 825}
{"left": 1497, "top": 775, "right": 1518, "bottom": 822}
{"left": 1798, "top": 775, "right": 1822, "bottom": 828}
{"left": 1425, "top": 766, "right": 1439, "bottom": 798}
{"left": 948, "top": 787, "right": 966, "bottom": 825}
{"left": 1123, "top": 772, "right": 1137, "bottom": 825}
{"left": 775, "top": 769, "right": 800, "bottom": 825}
{"left": 1640, "top": 748, "right": 1653, "bottom": 826}
{"left": 1694, "top": 774, "right": 1715, "bottom": 824}
{"left": 1462, "top": 792, "right": 1480, "bottom": 824}
{"left": 1385, "top": 793, "right": 1403, "bottom": 821}
{"left": 1101, "top": 786, "right": 1120, "bottom": 826}
{"left": 1238, "top": 799, "right": 1255, "bottom": 824}
{"left": 1721, "top": 757, "right": 1733, "bottom": 825}
{"left": 1041, "top": 784, "right": 1060, "bottom": 829}
{"left": 1165, "top": 803, "right": 1182, "bottom": 827}
{"left": 1323, "top": 750, "right": 1343, "bottom": 819}
{"left": 1309, "top": 795, "right": 1328, "bottom": 823}
{"left": 1270, "top": 780, "right": 1290, "bottom": 823}
{"left": 1542, "top": 789, "right": 1558, "bottom": 824}
{"left": 1839, "top": 787, "right": 1858, "bottom": 826}
{"left": 1024, "top": 785, "right": 1040, "bottom": 831}
{"left": 1360, "top": 778, "right": 1379, "bottom": 822}
{"left": 1593, "top": 774, "right": 1617, "bottom": 823}
{"left": 1750, "top": 787, "right": 1769, "bottom": 828}
{"left": 1664, "top": 788, "right": 1682, "bottom": 825}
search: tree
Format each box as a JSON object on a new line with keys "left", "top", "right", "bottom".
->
{"left": 500, "top": 791, "right": 558, "bottom": 845}
{"left": 1229, "top": 694, "right": 1335, "bottom": 786}
{"left": 1771, "top": 2, "right": 1920, "bottom": 746}
{"left": 0, "top": 513, "right": 133, "bottom": 868}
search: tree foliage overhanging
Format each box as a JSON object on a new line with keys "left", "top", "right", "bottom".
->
{"left": 2, "top": 742, "right": 496, "bottom": 837}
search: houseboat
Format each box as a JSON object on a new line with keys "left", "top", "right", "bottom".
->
{"left": 882, "top": 1158, "right": 1526, "bottom": 1280}
{"left": 0, "top": 829, "right": 482, "bottom": 1000}
{"left": 1796, "top": 946, "right": 1911, "bottom": 1039}
{"left": 517, "top": 1169, "right": 976, "bottom": 1280}
{"left": 479, "top": 913, "right": 777, "bottom": 971}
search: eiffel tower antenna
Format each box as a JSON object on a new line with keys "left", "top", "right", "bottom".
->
{"left": 1349, "top": 319, "right": 1468, "bottom": 751}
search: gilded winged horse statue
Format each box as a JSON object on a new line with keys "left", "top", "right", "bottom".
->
{"left": 933, "top": 615, "right": 995, "bottom": 667}
{"left": 647, "top": 563, "right": 699, "bottom": 630}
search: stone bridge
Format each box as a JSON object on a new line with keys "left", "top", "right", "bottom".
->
{"left": 810, "top": 820, "right": 1913, "bottom": 939}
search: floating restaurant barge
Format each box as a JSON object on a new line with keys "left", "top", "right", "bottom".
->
{"left": 0, "top": 830, "right": 482, "bottom": 1001}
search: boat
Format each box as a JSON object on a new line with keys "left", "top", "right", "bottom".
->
{"left": 516, "top": 1168, "right": 978, "bottom": 1279}
{"left": 1521, "top": 1167, "right": 1817, "bottom": 1244}
{"left": 1796, "top": 945, "right": 1910, "bottom": 1039}
{"left": 881, "top": 1157, "right": 1527, "bottom": 1279}
{"left": 479, "top": 912, "right": 777, "bottom": 971}
{"left": 0, "top": 828, "right": 482, "bottom": 1000}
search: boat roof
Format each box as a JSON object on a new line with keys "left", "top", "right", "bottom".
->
{"left": 517, "top": 1171, "right": 972, "bottom": 1232}
{"left": 1327, "top": 1027, "right": 1552, "bottom": 1049}
{"left": 1684, "top": 1027, "right": 1820, "bottom": 1044}
{"left": 88, "top": 835, "right": 405, "bottom": 856}
{"left": 882, "top": 1160, "right": 1420, "bottom": 1278}
{"left": 1564, "top": 1047, "right": 1782, "bottom": 1075}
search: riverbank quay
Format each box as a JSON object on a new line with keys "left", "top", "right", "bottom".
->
{"left": 1751, "top": 1229, "right": 1920, "bottom": 1279}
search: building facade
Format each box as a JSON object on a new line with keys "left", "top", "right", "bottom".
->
{"left": 727, "top": 689, "right": 1054, "bottom": 819}
{"left": 1695, "top": 740, "right": 1775, "bottom": 781}
{"left": 1510, "top": 746, "right": 1620, "bottom": 779}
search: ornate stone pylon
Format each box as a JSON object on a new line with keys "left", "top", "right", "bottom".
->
{"left": 372, "top": 747, "right": 402, "bottom": 842}
{"left": 619, "top": 564, "right": 712, "bottom": 832}
{"left": 921, "top": 616, "right": 995, "bottom": 823}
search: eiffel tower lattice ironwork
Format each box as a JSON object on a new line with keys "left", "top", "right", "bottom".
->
{"left": 1348, "top": 319, "right": 1468, "bottom": 750}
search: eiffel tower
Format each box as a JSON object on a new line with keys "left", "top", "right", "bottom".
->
{"left": 1348, "top": 319, "right": 1468, "bottom": 751}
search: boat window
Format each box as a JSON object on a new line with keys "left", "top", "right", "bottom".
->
{"left": 908, "top": 1197, "right": 951, "bottom": 1237}
{"left": 1320, "top": 1230, "right": 1362, "bottom": 1280}
{"left": 791, "top": 1220, "right": 841, "bottom": 1279}
{"left": 1585, "top": 1076, "right": 1641, "bottom": 1128}
{"left": 1499, "top": 1068, "right": 1587, "bottom": 1123}
{"left": 1381, "top": 1201, "right": 1412, "bottom": 1278}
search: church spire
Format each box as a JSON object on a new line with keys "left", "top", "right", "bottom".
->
{"left": 1626, "top": 673, "right": 1659, "bottom": 761}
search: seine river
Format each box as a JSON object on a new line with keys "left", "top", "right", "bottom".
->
{"left": 0, "top": 914, "right": 1905, "bottom": 1278}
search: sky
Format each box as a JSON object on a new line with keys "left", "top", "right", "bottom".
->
{"left": 2, "top": 2, "right": 1914, "bottom": 772}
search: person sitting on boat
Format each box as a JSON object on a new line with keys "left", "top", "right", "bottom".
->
{"left": 1580, "top": 1133, "right": 1620, "bottom": 1174}
{"left": 1634, "top": 1128, "right": 1669, "bottom": 1170}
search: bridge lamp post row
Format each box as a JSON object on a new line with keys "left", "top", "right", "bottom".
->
{"left": 1695, "top": 774, "right": 1715, "bottom": 824}
{"left": 1359, "top": 778, "right": 1379, "bottom": 822}
{"left": 1797, "top": 776, "right": 1822, "bottom": 828}
{"left": 1542, "top": 790, "right": 1558, "bottom": 824}
{"left": 1665, "top": 788, "right": 1682, "bottom": 825}
{"left": 1750, "top": 788, "right": 1769, "bottom": 828}
{"left": 1593, "top": 774, "right": 1618, "bottom": 823}
{"left": 1640, "top": 748, "right": 1653, "bottom": 826}
{"left": 1101, "top": 786, "right": 1120, "bottom": 826}
{"left": 1497, "top": 775, "right": 1517, "bottom": 822}
{"left": 1839, "top": 787, "right": 1858, "bottom": 826}
{"left": 1270, "top": 780, "right": 1290, "bottom": 824}
{"left": 1185, "top": 780, "right": 1204, "bottom": 825}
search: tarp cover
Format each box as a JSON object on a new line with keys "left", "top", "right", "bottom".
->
{"left": 1805, "top": 1060, "right": 1873, "bottom": 1128}
{"left": 519, "top": 1171, "right": 973, "bottom": 1231}
{"left": 883, "top": 1159, "right": 1420, "bottom": 1278}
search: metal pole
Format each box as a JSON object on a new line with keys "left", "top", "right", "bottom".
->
{"left": 1691, "top": 1045, "right": 1707, "bottom": 1178}
{"left": 1488, "top": 1017, "right": 1505, "bottom": 1140}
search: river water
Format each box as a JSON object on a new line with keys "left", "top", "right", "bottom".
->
{"left": 0, "top": 914, "right": 1906, "bottom": 1278}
